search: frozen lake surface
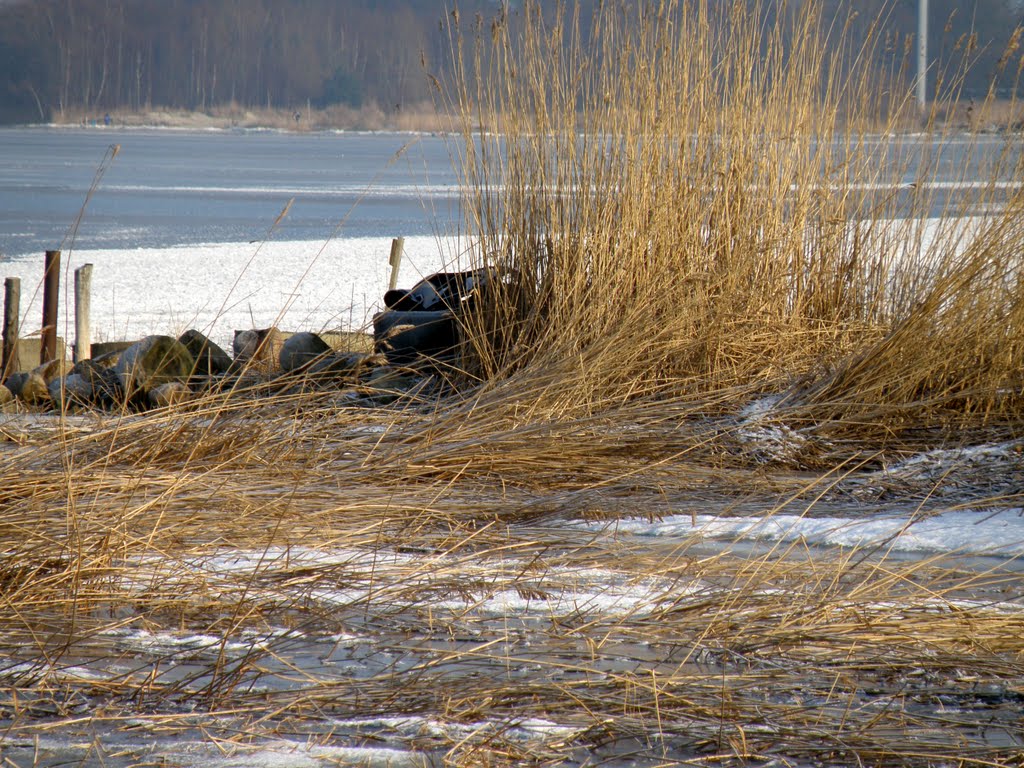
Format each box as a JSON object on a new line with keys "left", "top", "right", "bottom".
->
{"left": 0, "top": 127, "right": 465, "bottom": 350}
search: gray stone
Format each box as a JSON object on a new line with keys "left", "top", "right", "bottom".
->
{"left": 279, "top": 331, "right": 332, "bottom": 372}
{"left": 48, "top": 374, "right": 93, "bottom": 408}
{"left": 3, "top": 372, "right": 28, "bottom": 400}
{"left": 233, "top": 327, "right": 284, "bottom": 373}
{"left": 148, "top": 381, "right": 193, "bottom": 408}
{"left": 116, "top": 335, "right": 195, "bottom": 397}
{"left": 232, "top": 329, "right": 258, "bottom": 360}
{"left": 179, "top": 329, "right": 232, "bottom": 376}
{"left": 372, "top": 309, "right": 459, "bottom": 365}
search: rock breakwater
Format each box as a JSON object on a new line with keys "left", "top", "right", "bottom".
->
{"left": 1, "top": 326, "right": 437, "bottom": 413}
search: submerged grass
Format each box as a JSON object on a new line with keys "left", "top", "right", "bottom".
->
{"left": 2, "top": 0, "right": 1024, "bottom": 765}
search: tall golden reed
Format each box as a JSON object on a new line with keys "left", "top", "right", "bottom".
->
{"left": 445, "top": 0, "right": 1024, "bottom": 436}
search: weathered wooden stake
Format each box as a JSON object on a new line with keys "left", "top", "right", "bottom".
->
{"left": 388, "top": 237, "right": 405, "bottom": 291}
{"left": 41, "top": 249, "right": 61, "bottom": 364}
{"left": 74, "top": 263, "right": 93, "bottom": 363}
{"left": 2, "top": 277, "right": 20, "bottom": 379}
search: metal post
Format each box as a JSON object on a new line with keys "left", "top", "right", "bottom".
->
{"left": 41, "top": 249, "right": 60, "bottom": 364}
{"left": 917, "top": 0, "right": 928, "bottom": 114}
{"left": 388, "top": 237, "right": 405, "bottom": 291}
{"left": 2, "top": 277, "right": 19, "bottom": 379}
{"left": 74, "top": 263, "right": 93, "bottom": 363}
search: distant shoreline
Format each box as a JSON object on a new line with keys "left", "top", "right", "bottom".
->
{"left": 40, "top": 102, "right": 458, "bottom": 134}
{"left": 15, "top": 98, "right": 1024, "bottom": 137}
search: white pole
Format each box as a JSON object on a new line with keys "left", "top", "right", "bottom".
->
{"left": 917, "top": 0, "right": 928, "bottom": 113}
{"left": 74, "top": 263, "right": 93, "bottom": 362}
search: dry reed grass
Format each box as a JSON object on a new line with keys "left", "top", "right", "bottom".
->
{"left": 2, "top": 1, "right": 1023, "bottom": 765}
{"left": 446, "top": 0, "right": 1024, "bottom": 441}
{"left": 1, "top": 381, "right": 1020, "bottom": 764}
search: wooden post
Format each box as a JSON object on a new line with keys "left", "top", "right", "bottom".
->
{"left": 41, "top": 249, "right": 61, "bottom": 364}
{"left": 2, "top": 277, "right": 19, "bottom": 379}
{"left": 388, "top": 237, "right": 405, "bottom": 291}
{"left": 74, "top": 263, "right": 93, "bottom": 363}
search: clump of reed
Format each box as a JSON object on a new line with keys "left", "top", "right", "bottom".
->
{"left": 1, "top": 1, "right": 1023, "bottom": 766}
{"left": 446, "top": 0, "right": 1024, "bottom": 441}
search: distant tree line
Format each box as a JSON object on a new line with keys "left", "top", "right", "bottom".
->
{"left": 0, "top": 0, "right": 1020, "bottom": 124}
{"left": 0, "top": 0, "right": 477, "bottom": 122}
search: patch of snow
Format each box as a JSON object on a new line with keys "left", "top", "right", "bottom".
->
{"left": 574, "top": 508, "right": 1024, "bottom": 558}
{"left": 100, "top": 627, "right": 280, "bottom": 656}
{"left": 0, "top": 661, "right": 113, "bottom": 683}
{"left": 180, "top": 741, "right": 427, "bottom": 768}
{"left": 735, "top": 394, "right": 808, "bottom": 464}
{"left": 2, "top": 236, "right": 464, "bottom": 353}
{"left": 881, "top": 440, "right": 1024, "bottom": 482}
{"left": 123, "top": 547, "right": 693, "bottom": 620}
{"left": 328, "top": 714, "right": 584, "bottom": 745}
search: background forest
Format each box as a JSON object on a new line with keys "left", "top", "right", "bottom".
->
{"left": 0, "top": 0, "right": 1022, "bottom": 126}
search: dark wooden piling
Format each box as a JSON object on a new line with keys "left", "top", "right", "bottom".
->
{"left": 41, "top": 250, "right": 60, "bottom": 364}
{"left": 2, "top": 277, "right": 19, "bottom": 379}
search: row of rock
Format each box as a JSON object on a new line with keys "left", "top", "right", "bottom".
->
{"left": 0, "top": 328, "right": 405, "bottom": 412}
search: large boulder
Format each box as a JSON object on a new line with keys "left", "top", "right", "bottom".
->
{"left": 116, "top": 335, "right": 195, "bottom": 398}
{"left": 18, "top": 372, "right": 50, "bottom": 405}
{"left": 179, "top": 329, "right": 232, "bottom": 376}
{"left": 233, "top": 327, "right": 284, "bottom": 373}
{"left": 372, "top": 309, "right": 459, "bottom": 365}
{"left": 279, "top": 331, "right": 332, "bottom": 372}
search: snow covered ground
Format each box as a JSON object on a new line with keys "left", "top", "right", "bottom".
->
{"left": 1, "top": 235, "right": 461, "bottom": 353}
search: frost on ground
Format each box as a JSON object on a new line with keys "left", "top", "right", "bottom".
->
{"left": 733, "top": 393, "right": 810, "bottom": 464}
{"left": 1, "top": 510, "right": 1021, "bottom": 767}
